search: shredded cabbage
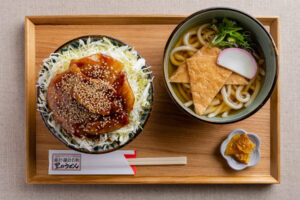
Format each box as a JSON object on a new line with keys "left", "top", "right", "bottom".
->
{"left": 37, "top": 37, "right": 152, "bottom": 151}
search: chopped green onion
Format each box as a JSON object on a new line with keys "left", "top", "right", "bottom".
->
{"left": 211, "top": 33, "right": 226, "bottom": 45}
{"left": 227, "top": 37, "right": 236, "bottom": 43}
{"left": 210, "top": 18, "right": 253, "bottom": 50}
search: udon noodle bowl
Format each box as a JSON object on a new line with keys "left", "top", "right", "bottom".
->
{"left": 168, "top": 18, "right": 265, "bottom": 118}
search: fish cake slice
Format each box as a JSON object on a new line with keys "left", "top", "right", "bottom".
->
{"left": 186, "top": 56, "right": 232, "bottom": 115}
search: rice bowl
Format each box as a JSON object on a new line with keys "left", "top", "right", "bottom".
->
{"left": 37, "top": 35, "right": 153, "bottom": 153}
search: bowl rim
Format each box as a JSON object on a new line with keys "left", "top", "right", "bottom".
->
{"left": 162, "top": 7, "right": 278, "bottom": 124}
{"left": 37, "top": 35, "right": 154, "bottom": 154}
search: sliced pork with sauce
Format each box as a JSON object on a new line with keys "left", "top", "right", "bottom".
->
{"left": 47, "top": 53, "right": 135, "bottom": 137}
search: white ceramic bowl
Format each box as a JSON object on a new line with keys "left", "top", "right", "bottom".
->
{"left": 220, "top": 129, "right": 261, "bottom": 170}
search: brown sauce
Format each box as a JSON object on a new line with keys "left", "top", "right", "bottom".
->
{"left": 47, "top": 53, "right": 135, "bottom": 138}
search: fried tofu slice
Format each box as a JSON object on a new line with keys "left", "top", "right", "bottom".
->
{"left": 186, "top": 56, "right": 232, "bottom": 115}
{"left": 198, "top": 44, "right": 221, "bottom": 55}
{"left": 169, "top": 63, "right": 189, "bottom": 83}
{"left": 169, "top": 45, "right": 248, "bottom": 85}
{"left": 169, "top": 51, "right": 202, "bottom": 83}
{"left": 225, "top": 73, "right": 249, "bottom": 85}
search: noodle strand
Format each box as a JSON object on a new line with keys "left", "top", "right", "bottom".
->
{"left": 170, "top": 46, "right": 197, "bottom": 66}
{"left": 197, "top": 23, "right": 210, "bottom": 46}
{"left": 236, "top": 86, "right": 251, "bottom": 103}
{"left": 183, "top": 30, "right": 200, "bottom": 48}
{"left": 221, "top": 87, "right": 243, "bottom": 110}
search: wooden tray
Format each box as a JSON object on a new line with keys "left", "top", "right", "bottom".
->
{"left": 25, "top": 15, "right": 280, "bottom": 184}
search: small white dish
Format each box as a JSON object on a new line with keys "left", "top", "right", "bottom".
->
{"left": 220, "top": 129, "right": 261, "bottom": 170}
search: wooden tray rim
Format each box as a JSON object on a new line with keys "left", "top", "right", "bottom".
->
{"left": 25, "top": 14, "right": 280, "bottom": 184}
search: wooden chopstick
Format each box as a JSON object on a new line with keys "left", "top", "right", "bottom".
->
{"left": 126, "top": 157, "right": 187, "bottom": 166}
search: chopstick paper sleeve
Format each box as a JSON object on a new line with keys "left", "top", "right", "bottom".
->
{"left": 124, "top": 150, "right": 137, "bottom": 174}
{"left": 49, "top": 150, "right": 136, "bottom": 175}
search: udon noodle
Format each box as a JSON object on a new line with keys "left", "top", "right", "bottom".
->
{"left": 169, "top": 22, "right": 265, "bottom": 118}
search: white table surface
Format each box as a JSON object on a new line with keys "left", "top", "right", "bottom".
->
{"left": 0, "top": 0, "right": 299, "bottom": 199}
